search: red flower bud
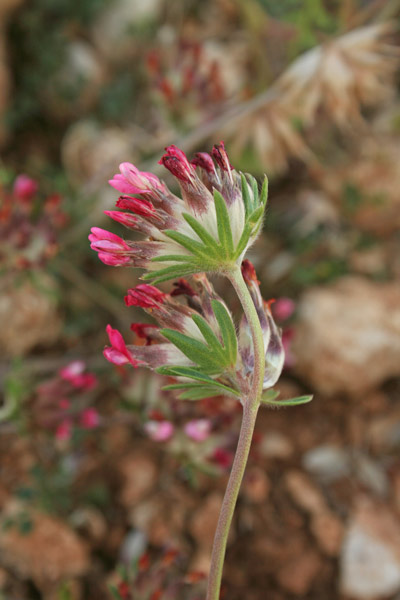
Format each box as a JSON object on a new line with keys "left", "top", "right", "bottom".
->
{"left": 125, "top": 284, "right": 166, "bottom": 308}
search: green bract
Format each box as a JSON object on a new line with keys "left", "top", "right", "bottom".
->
{"left": 142, "top": 176, "right": 268, "bottom": 284}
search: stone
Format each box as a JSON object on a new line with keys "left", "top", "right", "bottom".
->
{"left": 311, "top": 511, "right": 344, "bottom": 556}
{"left": 118, "top": 451, "right": 158, "bottom": 507}
{"left": 293, "top": 277, "right": 400, "bottom": 396}
{"left": 340, "top": 499, "right": 400, "bottom": 599}
{"left": 285, "top": 470, "right": 327, "bottom": 515}
{"left": 61, "top": 120, "right": 135, "bottom": 185}
{"left": 260, "top": 431, "right": 294, "bottom": 459}
{"left": 0, "top": 508, "right": 89, "bottom": 586}
{"left": 303, "top": 444, "right": 351, "bottom": 482}
{"left": 43, "top": 41, "right": 106, "bottom": 120}
{"left": 242, "top": 467, "right": 270, "bottom": 504}
{"left": 0, "top": 274, "right": 61, "bottom": 358}
{"left": 276, "top": 549, "right": 321, "bottom": 595}
{"left": 189, "top": 493, "right": 223, "bottom": 550}
{"left": 91, "top": 0, "right": 162, "bottom": 63}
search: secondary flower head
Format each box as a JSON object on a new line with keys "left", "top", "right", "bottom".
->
{"left": 90, "top": 143, "right": 268, "bottom": 283}
{"left": 103, "top": 265, "right": 284, "bottom": 402}
{"left": 239, "top": 260, "right": 285, "bottom": 392}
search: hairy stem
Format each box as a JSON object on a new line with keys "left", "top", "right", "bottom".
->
{"left": 206, "top": 265, "right": 265, "bottom": 600}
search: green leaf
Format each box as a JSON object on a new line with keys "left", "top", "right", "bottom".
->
{"left": 211, "top": 300, "right": 237, "bottom": 366}
{"left": 247, "top": 205, "right": 264, "bottom": 226}
{"left": 163, "top": 229, "right": 213, "bottom": 259}
{"left": 214, "top": 190, "right": 234, "bottom": 257}
{"left": 260, "top": 176, "right": 268, "bottom": 206}
{"left": 241, "top": 173, "right": 253, "bottom": 217}
{"left": 157, "top": 365, "right": 240, "bottom": 396}
{"left": 261, "top": 392, "right": 313, "bottom": 407}
{"left": 251, "top": 177, "right": 259, "bottom": 210}
{"left": 160, "top": 329, "right": 224, "bottom": 373}
{"left": 234, "top": 221, "right": 253, "bottom": 259}
{"left": 142, "top": 263, "right": 199, "bottom": 284}
{"left": 151, "top": 254, "right": 194, "bottom": 263}
{"left": 261, "top": 389, "right": 280, "bottom": 404}
{"left": 192, "top": 314, "right": 226, "bottom": 361}
{"left": 183, "top": 213, "right": 221, "bottom": 252}
{"left": 177, "top": 386, "right": 226, "bottom": 400}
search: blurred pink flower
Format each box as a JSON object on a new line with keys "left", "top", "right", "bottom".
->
{"left": 272, "top": 297, "right": 296, "bottom": 321}
{"left": 55, "top": 419, "right": 72, "bottom": 441}
{"left": 144, "top": 420, "right": 175, "bottom": 442}
{"left": 184, "top": 419, "right": 211, "bottom": 442}
{"left": 80, "top": 408, "right": 100, "bottom": 429}
{"left": 59, "top": 361, "right": 98, "bottom": 390}
{"left": 212, "top": 447, "right": 234, "bottom": 469}
{"left": 282, "top": 328, "right": 296, "bottom": 368}
{"left": 13, "top": 174, "right": 38, "bottom": 201}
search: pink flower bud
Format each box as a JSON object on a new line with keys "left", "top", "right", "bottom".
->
{"left": 241, "top": 259, "right": 259, "bottom": 284}
{"left": 59, "top": 360, "right": 85, "bottom": 381}
{"left": 13, "top": 175, "right": 38, "bottom": 201}
{"left": 159, "top": 145, "right": 194, "bottom": 182}
{"left": 130, "top": 322, "right": 159, "bottom": 345}
{"left": 191, "top": 152, "right": 215, "bottom": 173}
{"left": 104, "top": 210, "right": 138, "bottom": 228}
{"left": 144, "top": 420, "right": 174, "bottom": 442}
{"left": 211, "top": 141, "right": 232, "bottom": 172}
{"left": 212, "top": 447, "right": 233, "bottom": 469}
{"left": 104, "top": 324, "right": 140, "bottom": 367}
{"left": 55, "top": 419, "right": 72, "bottom": 441}
{"left": 171, "top": 278, "right": 197, "bottom": 298}
{"left": 80, "top": 408, "right": 100, "bottom": 429}
{"left": 125, "top": 284, "right": 166, "bottom": 308}
{"left": 97, "top": 252, "right": 131, "bottom": 266}
{"left": 116, "top": 196, "right": 156, "bottom": 218}
{"left": 59, "top": 398, "right": 70, "bottom": 410}
{"left": 272, "top": 297, "right": 296, "bottom": 321}
{"left": 184, "top": 419, "right": 211, "bottom": 442}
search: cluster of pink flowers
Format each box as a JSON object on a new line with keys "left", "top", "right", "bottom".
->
{"left": 34, "top": 360, "right": 99, "bottom": 442}
{"left": 89, "top": 142, "right": 264, "bottom": 280}
{"left": 144, "top": 417, "right": 211, "bottom": 443}
{"left": 91, "top": 143, "right": 284, "bottom": 412}
{"left": 0, "top": 173, "right": 67, "bottom": 271}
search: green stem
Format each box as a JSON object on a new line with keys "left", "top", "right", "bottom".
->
{"left": 206, "top": 265, "right": 265, "bottom": 600}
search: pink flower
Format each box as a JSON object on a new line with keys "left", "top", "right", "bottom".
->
{"left": 282, "top": 328, "right": 296, "bottom": 368}
{"left": 59, "top": 360, "right": 85, "bottom": 382}
{"left": 191, "top": 152, "right": 216, "bottom": 173}
{"left": 159, "top": 145, "right": 195, "bottom": 182}
{"left": 144, "top": 420, "right": 175, "bottom": 442}
{"left": 109, "top": 163, "right": 164, "bottom": 195}
{"left": 13, "top": 174, "right": 38, "bottom": 201}
{"left": 80, "top": 408, "right": 100, "bottom": 429}
{"left": 103, "top": 324, "right": 140, "bottom": 367}
{"left": 212, "top": 447, "right": 234, "bottom": 469}
{"left": 104, "top": 210, "right": 139, "bottom": 229}
{"left": 125, "top": 284, "right": 166, "bottom": 308}
{"left": 211, "top": 141, "right": 232, "bottom": 172}
{"left": 59, "top": 361, "right": 97, "bottom": 390}
{"left": 55, "top": 419, "right": 72, "bottom": 441}
{"left": 130, "top": 323, "right": 159, "bottom": 345}
{"left": 89, "top": 227, "right": 133, "bottom": 266}
{"left": 184, "top": 419, "right": 211, "bottom": 442}
{"left": 272, "top": 297, "right": 296, "bottom": 321}
{"left": 59, "top": 398, "right": 71, "bottom": 410}
{"left": 116, "top": 196, "right": 156, "bottom": 218}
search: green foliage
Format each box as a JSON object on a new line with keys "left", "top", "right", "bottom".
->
{"left": 261, "top": 389, "right": 313, "bottom": 407}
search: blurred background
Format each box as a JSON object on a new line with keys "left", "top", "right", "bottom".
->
{"left": 1, "top": 1, "right": 400, "bottom": 599}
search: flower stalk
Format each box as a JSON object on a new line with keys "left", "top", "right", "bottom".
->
{"left": 206, "top": 265, "right": 265, "bottom": 600}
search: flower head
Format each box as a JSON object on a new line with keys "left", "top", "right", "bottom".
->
{"left": 13, "top": 175, "right": 38, "bottom": 201}
{"left": 239, "top": 260, "right": 285, "bottom": 391}
{"left": 90, "top": 143, "right": 267, "bottom": 283}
